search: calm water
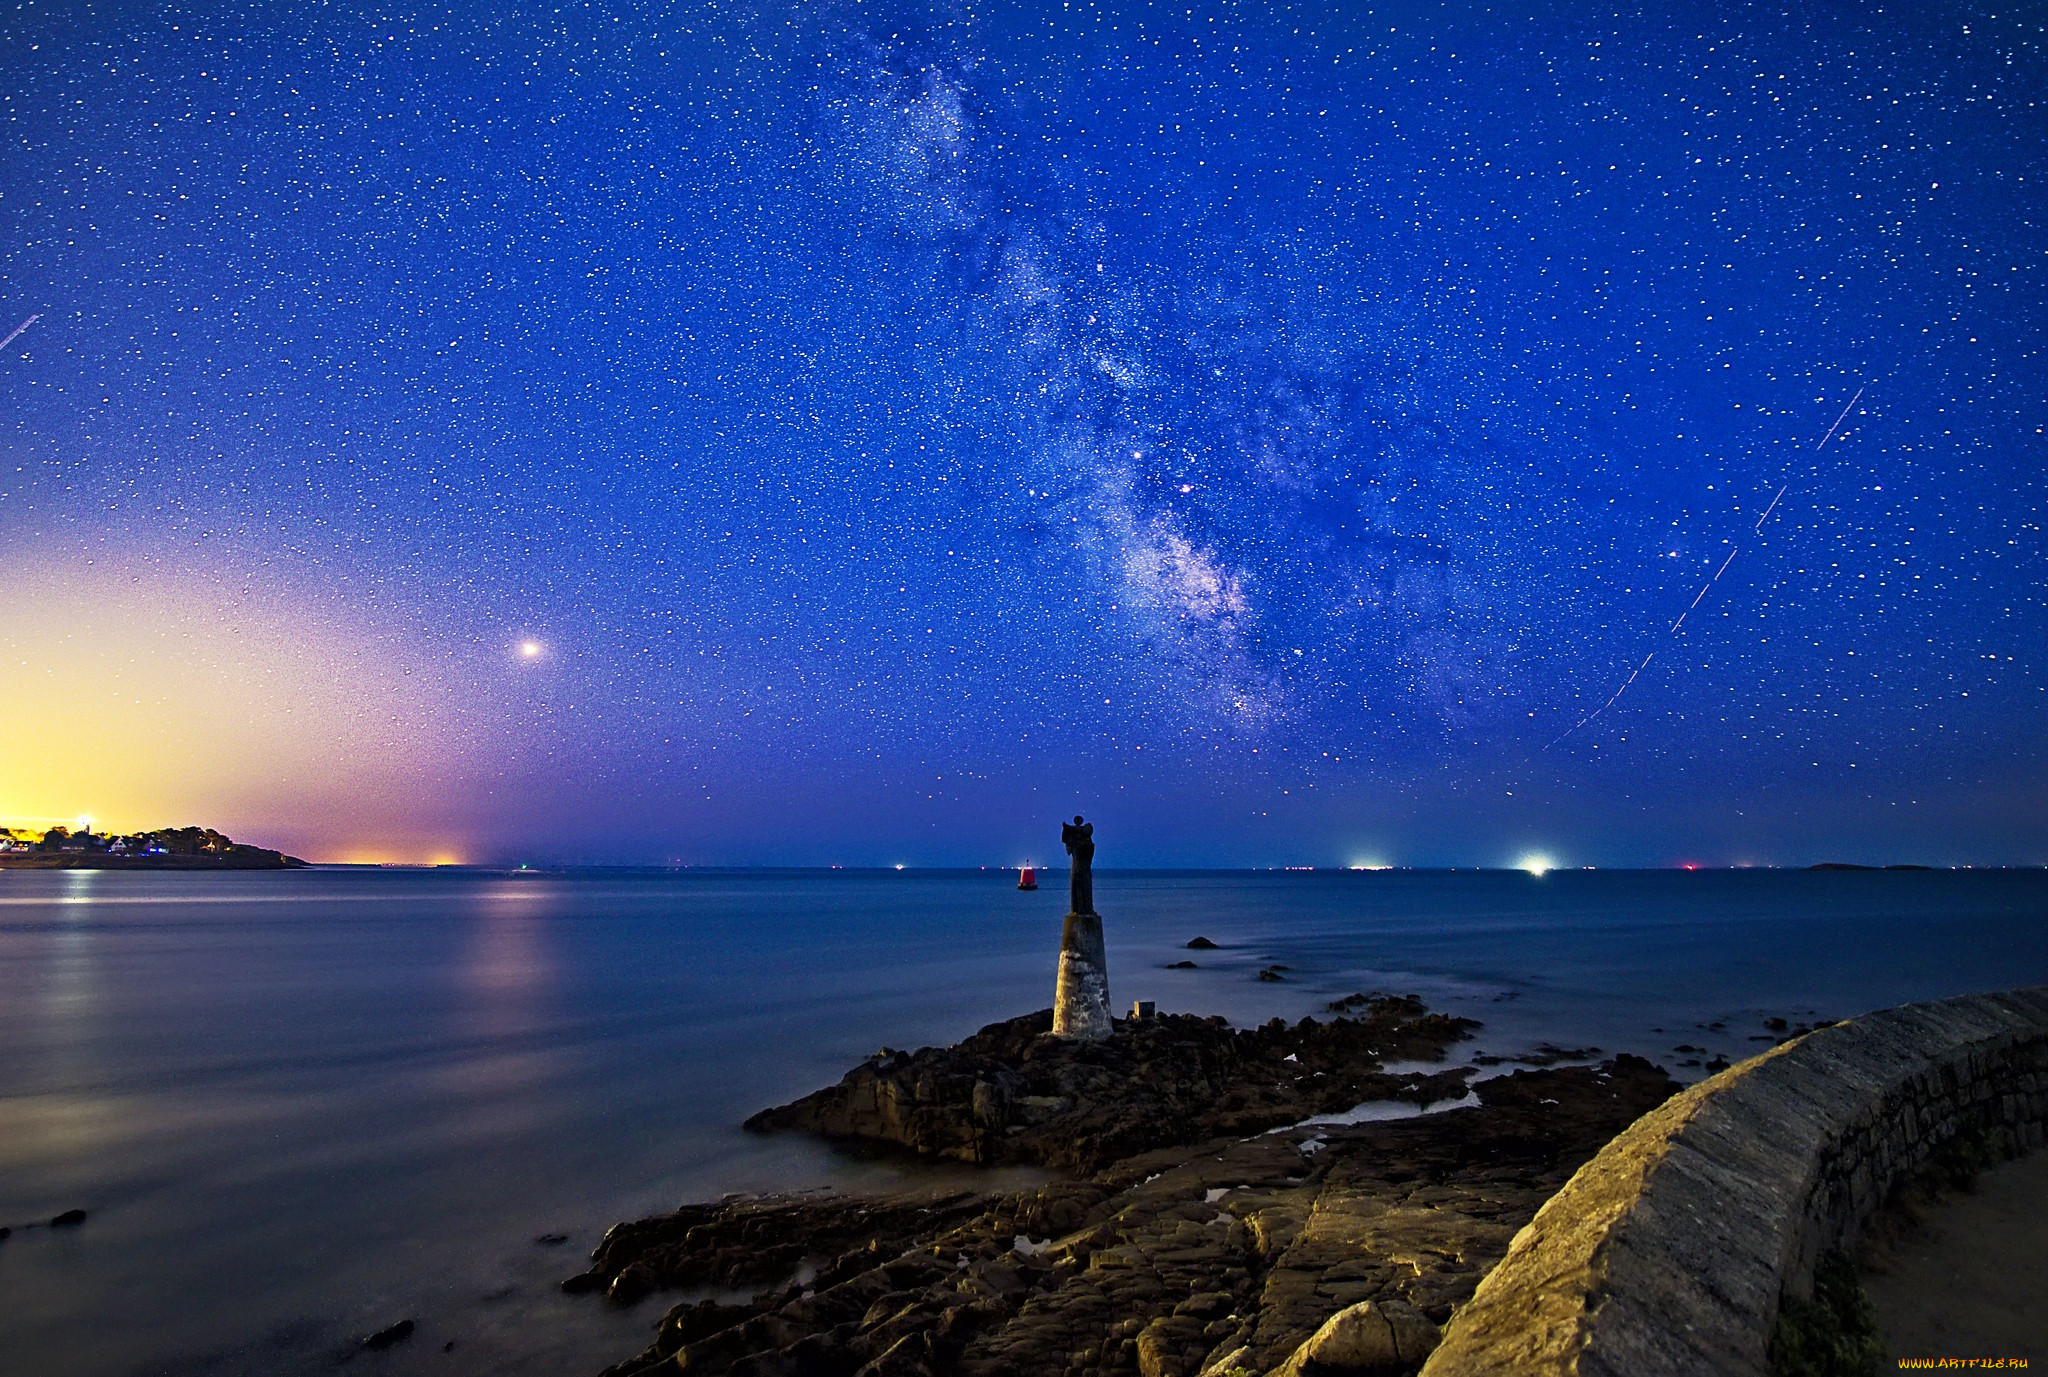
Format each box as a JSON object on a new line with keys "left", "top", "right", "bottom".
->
{"left": 2, "top": 866, "right": 2044, "bottom": 1376}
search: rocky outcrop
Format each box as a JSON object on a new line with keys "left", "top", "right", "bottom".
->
{"left": 582, "top": 1031, "right": 1678, "bottom": 1377}
{"left": 744, "top": 997, "right": 1481, "bottom": 1175}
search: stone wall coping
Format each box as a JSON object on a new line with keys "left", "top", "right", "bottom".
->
{"left": 1418, "top": 986, "right": 2048, "bottom": 1376}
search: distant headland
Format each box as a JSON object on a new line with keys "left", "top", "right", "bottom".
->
{"left": 0, "top": 825, "right": 306, "bottom": 870}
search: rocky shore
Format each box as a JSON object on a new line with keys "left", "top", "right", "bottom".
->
{"left": 568, "top": 997, "right": 1680, "bottom": 1377}
{"left": 743, "top": 996, "right": 1482, "bottom": 1174}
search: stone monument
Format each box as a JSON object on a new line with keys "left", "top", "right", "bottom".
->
{"left": 1052, "top": 815, "right": 1112, "bottom": 1039}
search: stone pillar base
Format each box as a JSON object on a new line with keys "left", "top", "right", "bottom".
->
{"left": 1052, "top": 910, "right": 1112, "bottom": 1040}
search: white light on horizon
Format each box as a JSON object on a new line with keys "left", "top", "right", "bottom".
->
{"left": 1518, "top": 855, "right": 1554, "bottom": 877}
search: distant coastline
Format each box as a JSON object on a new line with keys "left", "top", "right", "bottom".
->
{"left": 0, "top": 852, "right": 305, "bottom": 870}
{"left": 0, "top": 825, "right": 305, "bottom": 871}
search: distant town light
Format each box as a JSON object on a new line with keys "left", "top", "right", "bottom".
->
{"left": 1518, "top": 855, "right": 1553, "bottom": 878}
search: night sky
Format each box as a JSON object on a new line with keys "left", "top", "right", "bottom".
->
{"left": 2, "top": 0, "right": 2042, "bottom": 867}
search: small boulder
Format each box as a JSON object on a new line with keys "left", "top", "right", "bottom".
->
{"left": 1271, "top": 1297, "right": 1439, "bottom": 1375}
{"left": 1136, "top": 1314, "right": 1208, "bottom": 1377}
{"left": 1257, "top": 970, "right": 1285, "bottom": 983}
{"left": 360, "top": 1319, "right": 415, "bottom": 1351}
{"left": 1196, "top": 1347, "right": 1249, "bottom": 1377}
{"left": 1174, "top": 1290, "right": 1233, "bottom": 1319}
{"left": 609, "top": 1262, "right": 657, "bottom": 1305}
{"left": 49, "top": 1209, "right": 88, "bottom": 1228}
{"left": 1166, "top": 960, "right": 1198, "bottom": 969}
{"left": 534, "top": 1232, "right": 570, "bottom": 1246}
{"left": 1186, "top": 937, "right": 1219, "bottom": 949}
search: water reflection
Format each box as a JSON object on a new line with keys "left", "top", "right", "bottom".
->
{"left": 442, "top": 882, "right": 562, "bottom": 1099}
{"left": 32, "top": 877, "right": 111, "bottom": 1155}
{"left": 45, "top": 870, "right": 103, "bottom": 1018}
{"left": 6, "top": 871, "right": 124, "bottom": 1171}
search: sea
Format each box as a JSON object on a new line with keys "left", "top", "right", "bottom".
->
{"left": 2, "top": 865, "right": 2044, "bottom": 1377}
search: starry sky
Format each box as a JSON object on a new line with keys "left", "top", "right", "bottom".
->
{"left": 1, "top": 0, "right": 2042, "bottom": 866}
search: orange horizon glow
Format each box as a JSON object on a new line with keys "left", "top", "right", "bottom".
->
{"left": 325, "top": 847, "right": 472, "bottom": 867}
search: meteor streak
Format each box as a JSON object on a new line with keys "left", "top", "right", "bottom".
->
{"left": 1812, "top": 387, "right": 1864, "bottom": 453}
{"left": 0, "top": 314, "right": 38, "bottom": 351}
{"left": 1546, "top": 386, "right": 1866, "bottom": 749}
{"left": 1671, "top": 546, "right": 1742, "bottom": 634}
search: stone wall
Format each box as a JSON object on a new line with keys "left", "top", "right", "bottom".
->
{"left": 1418, "top": 987, "right": 2048, "bottom": 1377}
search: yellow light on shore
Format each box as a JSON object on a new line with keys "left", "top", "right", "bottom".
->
{"left": 1518, "top": 855, "right": 1554, "bottom": 877}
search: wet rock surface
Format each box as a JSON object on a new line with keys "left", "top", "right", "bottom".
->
{"left": 743, "top": 996, "right": 1481, "bottom": 1175}
{"left": 578, "top": 1000, "right": 1678, "bottom": 1377}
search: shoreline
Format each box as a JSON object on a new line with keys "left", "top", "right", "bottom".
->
{"left": 566, "top": 997, "right": 1681, "bottom": 1377}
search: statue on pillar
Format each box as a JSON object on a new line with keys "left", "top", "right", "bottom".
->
{"left": 1051, "top": 814, "right": 1112, "bottom": 1040}
{"left": 1060, "top": 815, "right": 1095, "bottom": 915}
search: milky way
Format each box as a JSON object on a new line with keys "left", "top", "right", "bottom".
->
{"left": 1, "top": 1, "right": 2041, "bottom": 865}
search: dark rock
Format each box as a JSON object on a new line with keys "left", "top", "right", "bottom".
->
{"left": 609, "top": 1262, "right": 657, "bottom": 1305}
{"left": 744, "top": 996, "right": 1478, "bottom": 1174}
{"left": 1185, "top": 937, "right": 1220, "bottom": 949}
{"left": 1704, "top": 1055, "right": 1731, "bottom": 1072}
{"left": 561, "top": 1270, "right": 607, "bottom": 1294}
{"left": 48, "top": 1209, "right": 88, "bottom": 1228}
{"left": 1763, "top": 1017, "right": 1789, "bottom": 1033}
{"left": 1521, "top": 1043, "right": 1600, "bottom": 1066}
{"left": 0, "top": 1226, "right": 11, "bottom": 1241}
{"left": 536, "top": 1232, "right": 571, "bottom": 1246}
{"left": 1257, "top": 969, "right": 1286, "bottom": 982}
{"left": 1166, "top": 961, "right": 1198, "bottom": 970}
{"left": 360, "top": 1319, "right": 415, "bottom": 1351}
